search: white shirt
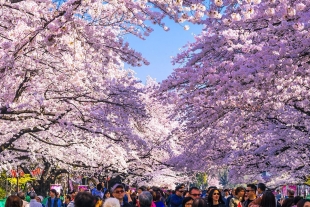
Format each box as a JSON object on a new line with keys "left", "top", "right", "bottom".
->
{"left": 22, "top": 200, "right": 29, "bottom": 207}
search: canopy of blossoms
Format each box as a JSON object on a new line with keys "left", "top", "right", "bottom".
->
{"left": 159, "top": 0, "right": 310, "bottom": 184}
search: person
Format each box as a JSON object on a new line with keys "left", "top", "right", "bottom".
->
{"left": 74, "top": 192, "right": 96, "bottom": 207}
{"left": 36, "top": 196, "right": 44, "bottom": 207}
{"left": 138, "top": 187, "right": 148, "bottom": 196}
{"left": 192, "top": 198, "right": 208, "bottom": 207}
{"left": 28, "top": 188, "right": 36, "bottom": 196}
{"left": 206, "top": 187, "right": 217, "bottom": 200}
{"left": 260, "top": 192, "right": 276, "bottom": 207}
{"left": 46, "top": 189, "right": 62, "bottom": 207}
{"left": 275, "top": 190, "right": 282, "bottom": 202}
{"left": 5, "top": 195, "right": 23, "bottom": 207}
{"left": 104, "top": 198, "right": 121, "bottom": 207}
{"left": 152, "top": 191, "right": 165, "bottom": 207}
{"left": 68, "top": 191, "right": 76, "bottom": 207}
{"left": 170, "top": 186, "right": 184, "bottom": 207}
{"left": 157, "top": 189, "right": 166, "bottom": 205}
{"left": 226, "top": 190, "right": 235, "bottom": 207}
{"left": 189, "top": 187, "right": 202, "bottom": 200}
{"left": 229, "top": 187, "right": 245, "bottom": 207}
{"left": 166, "top": 191, "right": 175, "bottom": 207}
{"left": 93, "top": 184, "right": 104, "bottom": 199}
{"left": 293, "top": 197, "right": 304, "bottom": 207}
{"left": 29, "top": 193, "right": 43, "bottom": 207}
{"left": 139, "top": 191, "right": 153, "bottom": 207}
{"left": 223, "top": 190, "right": 230, "bottom": 207}
{"left": 207, "top": 189, "right": 225, "bottom": 207}
{"left": 166, "top": 191, "right": 173, "bottom": 207}
{"left": 130, "top": 191, "right": 137, "bottom": 207}
{"left": 250, "top": 190, "right": 277, "bottom": 207}
{"left": 257, "top": 184, "right": 266, "bottom": 198}
{"left": 182, "top": 197, "right": 194, "bottom": 207}
{"left": 136, "top": 187, "right": 148, "bottom": 207}
{"left": 94, "top": 196, "right": 103, "bottom": 207}
{"left": 104, "top": 191, "right": 111, "bottom": 201}
{"left": 281, "top": 189, "right": 295, "bottom": 207}
{"left": 18, "top": 191, "right": 29, "bottom": 207}
{"left": 243, "top": 184, "right": 257, "bottom": 207}
{"left": 63, "top": 195, "right": 71, "bottom": 207}
{"left": 111, "top": 183, "right": 133, "bottom": 207}
{"left": 297, "top": 199, "right": 310, "bottom": 207}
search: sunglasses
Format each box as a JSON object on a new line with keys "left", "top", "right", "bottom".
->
{"left": 190, "top": 194, "right": 201, "bottom": 197}
{"left": 114, "top": 190, "right": 125, "bottom": 194}
{"left": 246, "top": 190, "right": 254, "bottom": 192}
{"left": 213, "top": 193, "right": 220, "bottom": 195}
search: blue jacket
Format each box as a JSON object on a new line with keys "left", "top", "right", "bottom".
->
{"left": 155, "top": 201, "right": 165, "bottom": 207}
{"left": 46, "top": 198, "right": 62, "bottom": 207}
{"left": 226, "top": 196, "right": 233, "bottom": 207}
{"left": 170, "top": 194, "right": 183, "bottom": 207}
{"left": 92, "top": 189, "right": 104, "bottom": 199}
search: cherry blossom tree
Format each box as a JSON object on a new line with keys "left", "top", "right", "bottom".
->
{"left": 115, "top": 77, "right": 186, "bottom": 187}
{"left": 160, "top": 0, "right": 310, "bottom": 185}
{"left": 0, "top": 0, "right": 198, "bottom": 182}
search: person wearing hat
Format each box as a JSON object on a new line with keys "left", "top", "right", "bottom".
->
{"left": 29, "top": 192, "right": 42, "bottom": 207}
{"left": 46, "top": 189, "right": 62, "bottom": 207}
{"left": 35, "top": 196, "right": 44, "bottom": 207}
{"left": 111, "top": 184, "right": 132, "bottom": 207}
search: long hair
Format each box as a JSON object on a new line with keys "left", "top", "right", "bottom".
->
{"left": 235, "top": 187, "right": 245, "bottom": 197}
{"left": 294, "top": 196, "right": 303, "bottom": 205}
{"left": 208, "top": 189, "right": 224, "bottom": 204}
{"left": 5, "top": 195, "right": 23, "bottom": 207}
{"left": 104, "top": 190, "right": 110, "bottom": 199}
{"left": 260, "top": 192, "right": 276, "bottom": 207}
{"left": 297, "top": 199, "right": 310, "bottom": 207}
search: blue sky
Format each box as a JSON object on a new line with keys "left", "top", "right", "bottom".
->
{"left": 52, "top": 0, "right": 203, "bottom": 83}
{"left": 125, "top": 19, "right": 203, "bottom": 83}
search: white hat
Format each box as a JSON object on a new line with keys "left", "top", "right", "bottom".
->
{"left": 37, "top": 196, "right": 44, "bottom": 202}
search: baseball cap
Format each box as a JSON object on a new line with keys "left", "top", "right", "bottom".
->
{"left": 111, "top": 184, "right": 124, "bottom": 193}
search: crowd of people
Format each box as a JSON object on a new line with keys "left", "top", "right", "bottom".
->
{"left": 4, "top": 182, "right": 310, "bottom": 207}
